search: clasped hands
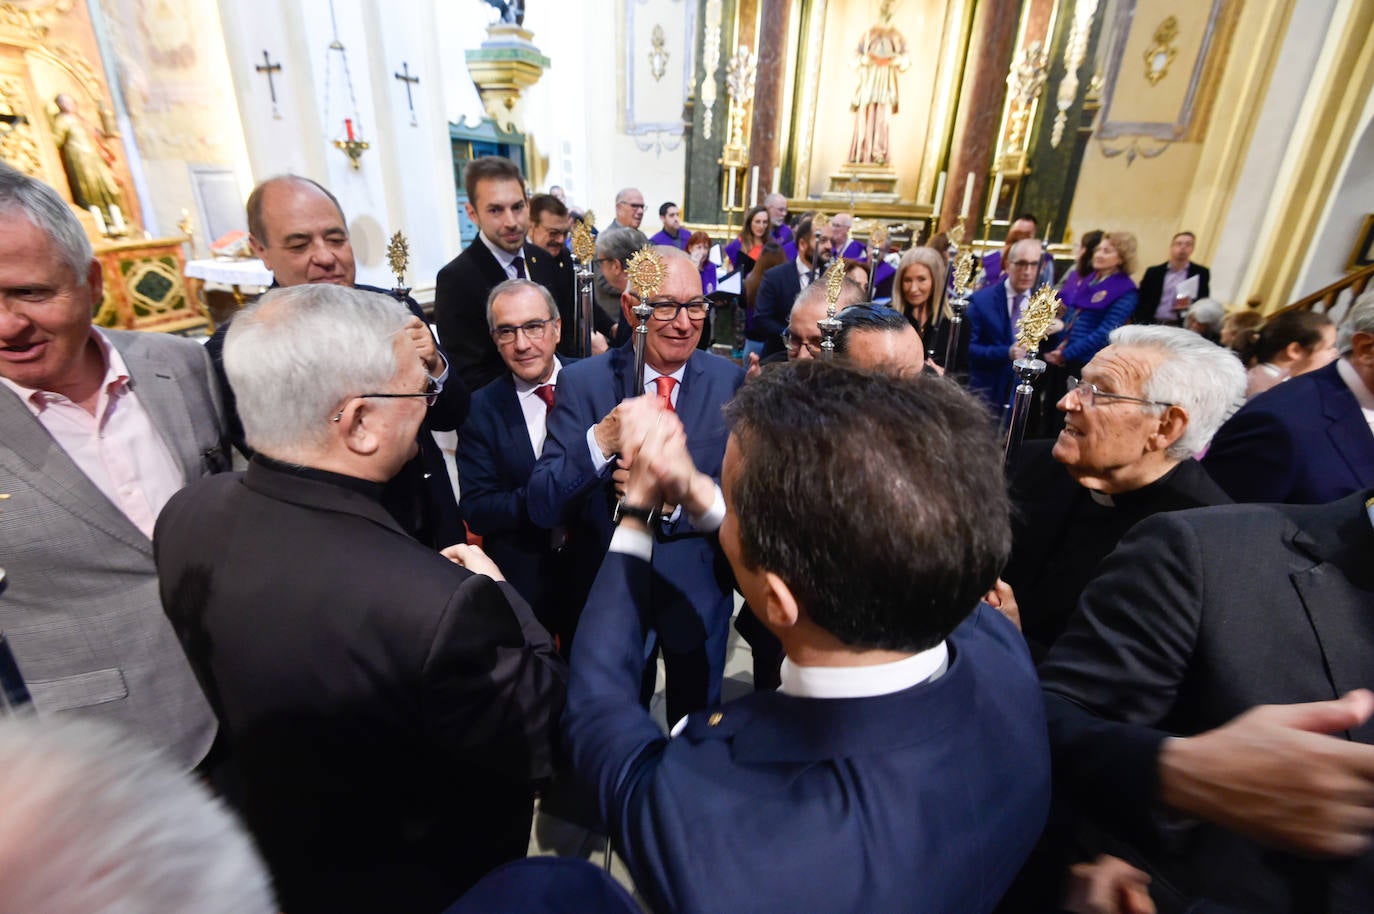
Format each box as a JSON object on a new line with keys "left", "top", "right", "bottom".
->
{"left": 595, "top": 395, "right": 713, "bottom": 519}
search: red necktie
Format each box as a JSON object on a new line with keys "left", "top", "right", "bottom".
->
{"left": 654, "top": 376, "right": 677, "bottom": 413}
{"left": 534, "top": 384, "right": 555, "bottom": 411}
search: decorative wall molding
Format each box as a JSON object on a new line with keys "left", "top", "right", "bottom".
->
{"left": 624, "top": 0, "right": 695, "bottom": 157}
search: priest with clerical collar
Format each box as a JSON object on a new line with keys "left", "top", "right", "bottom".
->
{"left": 1002, "top": 325, "right": 1246, "bottom": 659}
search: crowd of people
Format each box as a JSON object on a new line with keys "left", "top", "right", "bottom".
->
{"left": 2, "top": 154, "right": 1373, "bottom": 914}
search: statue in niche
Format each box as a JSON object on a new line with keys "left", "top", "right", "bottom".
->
{"left": 50, "top": 94, "right": 125, "bottom": 220}
{"left": 482, "top": 0, "right": 525, "bottom": 26}
{"left": 847, "top": 0, "right": 910, "bottom": 167}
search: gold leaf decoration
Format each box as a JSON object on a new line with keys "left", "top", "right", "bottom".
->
{"left": 1015, "top": 284, "right": 1061, "bottom": 352}
{"left": 571, "top": 219, "right": 596, "bottom": 263}
{"left": 386, "top": 231, "right": 409, "bottom": 287}
{"left": 823, "top": 258, "right": 846, "bottom": 310}
{"left": 952, "top": 252, "right": 977, "bottom": 298}
{"left": 626, "top": 247, "right": 667, "bottom": 301}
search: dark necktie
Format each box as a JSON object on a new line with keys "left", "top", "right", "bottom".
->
{"left": 534, "top": 383, "right": 555, "bottom": 412}
{"left": 654, "top": 376, "right": 677, "bottom": 413}
{"left": 1011, "top": 293, "right": 1026, "bottom": 329}
{"left": 804, "top": 269, "right": 815, "bottom": 286}
{"left": 513, "top": 256, "right": 526, "bottom": 279}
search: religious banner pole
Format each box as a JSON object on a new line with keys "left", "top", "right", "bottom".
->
{"left": 817, "top": 259, "right": 847, "bottom": 362}
{"left": 626, "top": 248, "right": 666, "bottom": 396}
{"left": 1003, "top": 285, "right": 1059, "bottom": 470}
{"left": 867, "top": 224, "right": 888, "bottom": 300}
{"left": 570, "top": 217, "right": 597, "bottom": 358}
{"left": 944, "top": 251, "right": 976, "bottom": 370}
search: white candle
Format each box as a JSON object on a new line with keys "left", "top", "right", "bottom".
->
{"left": 986, "top": 174, "right": 1003, "bottom": 222}
{"left": 961, "top": 173, "right": 974, "bottom": 218}
{"left": 109, "top": 204, "right": 126, "bottom": 234}
{"left": 933, "top": 171, "right": 947, "bottom": 216}
{"left": 726, "top": 168, "right": 736, "bottom": 209}
{"left": 772, "top": 165, "right": 781, "bottom": 195}
{"left": 749, "top": 166, "right": 759, "bottom": 205}
{"left": 88, "top": 206, "right": 107, "bottom": 235}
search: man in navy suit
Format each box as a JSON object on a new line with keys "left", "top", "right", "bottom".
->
{"left": 565, "top": 362, "right": 1050, "bottom": 914}
{"left": 458, "top": 279, "right": 589, "bottom": 651}
{"left": 527, "top": 246, "right": 744, "bottom": 725}
{"left": 434, "top": 156, "right": 578, "bottom": 392}
{"left": 751, "top": 214, "right": 832, "bottom": 358}
{"left": 1203, "top": 291, "right": 1374, "bottom": 504}
{"left": 968, "top": 238, "right": 1043, "bottom": 411}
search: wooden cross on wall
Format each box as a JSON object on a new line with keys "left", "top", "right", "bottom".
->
{"left": 255, "top": 50, "right": 283, "bottom": 120}
{"left": 394, "top": 62, "right": 420, "bottom": 127}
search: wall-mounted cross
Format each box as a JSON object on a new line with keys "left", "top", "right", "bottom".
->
{"left": 394, "top": 62, "right": 420, "bottom": 126}
{"left": 255, "top": 50, "right": 283, "bottom": 119}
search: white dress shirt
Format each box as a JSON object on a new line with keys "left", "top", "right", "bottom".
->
{"left": 513, "top": 359, "right": 561, "bottom": 457}
{"left": 479, "top": 232, "right": 525, "bottom": 280}
{"left": 585, "top": 363, "right": 686, "bottom": 472}
{"left": 796, "top": 256, "right": 816, "bottom": 288}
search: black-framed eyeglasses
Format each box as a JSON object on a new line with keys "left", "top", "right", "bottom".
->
{"left": 781, "top": 329, "right": 822, "bottom": 357}
{"left": 623, "top": 203, "right": 646, "bottom": 211}
{"left": 1065, "top": 376, "right": 1174, "bottom": 410}
{"left": 644, "top": 298, "right": 710, "bottom": 321}
{"left": 492, "top": 318, "right": 556, "bottom": 344}
{"left": 331, "top": 375, "right": 442, "bottom": 422}
{"left": 1008, "top": 259, "right": 1041, "bottom": 269}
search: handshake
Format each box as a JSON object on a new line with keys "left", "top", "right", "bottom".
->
{"left": 594, "top": 395, "right": 717, "bottom": 521}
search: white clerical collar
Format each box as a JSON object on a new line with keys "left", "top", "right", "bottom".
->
{"left": 479, "top": 232, "right": 522, "bottom": 272}
{"left": 1337, "top": 358, "right": 1374, "bottom": 411}
{"left": 778, "top": 642, "right": 948, "bottom": 699}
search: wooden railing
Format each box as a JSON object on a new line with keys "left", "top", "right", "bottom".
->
{"left": 1274, "top": 262, "right": 1374, "bottom": 318}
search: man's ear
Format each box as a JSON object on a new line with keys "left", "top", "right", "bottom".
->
{"left": 84, "top": 258, "right": 103, "bottom": 308}
{"left": 621, "top": 288, "right": 637, "bottom": 326}
{"left": 1150, "top": 405, "right": 1188, "bottom": 453}
{"left": 758, "top": 570, "right": 801, "bottom": 630}
{"left": 333, "top": 399, "right": 380, "bottom": 457}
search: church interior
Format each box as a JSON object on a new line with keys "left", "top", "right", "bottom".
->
{"left": 0, "top": 0, "right": 1369, "bottom": 331}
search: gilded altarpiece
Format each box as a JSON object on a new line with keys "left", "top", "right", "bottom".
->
{"left": 0, "top": 0, "right": 198, "bottom": 332}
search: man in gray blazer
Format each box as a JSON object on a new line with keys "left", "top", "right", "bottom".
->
{"left": 0, "top": 163, "right": 227, "bottom": 770}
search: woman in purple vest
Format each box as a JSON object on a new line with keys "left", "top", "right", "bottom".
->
{"left": 1046, "top": 231, "right": 1138, "bottom": 374}
{"left": 723, "top": 206, "right": 770, "bottom": 277}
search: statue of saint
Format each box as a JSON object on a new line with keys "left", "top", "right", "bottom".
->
{"left": 50, "top": 94, "right": 125, "bottom": 220}
{"left": 847, "top": 0, "right": 910, "bottom": 167}
{"left": 481, "top": 0, "right": 525, "bottom": 26}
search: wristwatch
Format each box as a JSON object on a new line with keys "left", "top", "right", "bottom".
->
{"left": 613, "top": 499, "right": 659, "bottom": 526}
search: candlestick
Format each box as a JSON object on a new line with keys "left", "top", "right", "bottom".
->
{"left": 749, "top": 166, "right": 759, "bottom": 205}
{"left": 109, "top": 204, "right": 126, "bottom": 235}
{"left": 961, "top": 172, "right": 974, "bottom": 218}
{"left": 772, "top": 165, "right": 780, "bottom": 195}
{"left": 345, "top": 118, "right": 354, "bottom": 141}
{"left": 933, "top": 171, "right": 947, "bottom": 220}
{"left": 726, "top": 168, "right": 736, "bottom": 210}
{"left": 986, "top": 173, "right": 1003, "bottom": 223}
{"left": 88, "top": 206, "right": 107, "bottom": 235}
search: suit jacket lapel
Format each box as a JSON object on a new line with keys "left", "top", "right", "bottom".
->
{"left": 112, "top": 331, "right": 203, "bottom": 483}
{"left": 1289, "top": 495, "right": 1374, "bottom": 742}
{"left": 496, "top": 376, "right": 536, "bottom": 474}
{"left": 0, "top": 386, "right": 150, "bottom": 552}
{"left": 1318, "top": 367, "right": 1374, "bottom": 485}
{"left": 470, "top": 236, "right": 512, "bottom": 287}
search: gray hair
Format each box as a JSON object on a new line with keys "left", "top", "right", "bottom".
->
{"left": 0, "top": 162, "right": 94, "bottom": 283}
{"left": 764, "top": 193, "right": 786, "bottom": 208}
{"left": 486, "top": 278, "right": 558, "bottom": 330}
{"left": 0, "top": 716, "right": 275, "bottom": 914}
{"left": 1185, "top": 297, "right": 1225, "bottom": 333}
{"left": 790, "top": 276, "right": 866, "bottom": 318}
{"left": 223, "top": 284, "right": 410, "bottom": 459}
{"left": 1008, "top": 237, "right": 1044, "bottom": 263}
{"left": 595, "top": 226, "right": 649, "bottom": 265}
{"left": 1108, "top": 324, "right": 1246, "bottom": 459}
{"left": 614, "top": 187, "right": 641, "bottom": 205}
{"left": 1337, "top": 289, "right": 1374, "bottom": 355}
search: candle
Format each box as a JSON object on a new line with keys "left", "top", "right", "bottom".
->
{"left": 772, "top": 165, "right": 780, "bottom": 194}
{"left": 933, "top": 171, "right": 947, "bottom": 217}
{"left": 749, "top": 166, "right": 759, "bottom": 205}
{"left": 726, "top": 168, "right": 736, "bottom": 209}
{"left": 345, "top": 118, "right": 354, "bottom": 141}
{"left": 986, "top": 173, "right": 1003, "bottom": 222}
{"left": 961, "top": 172, "right": 974, "bottom": 218}
{"left": 109, "top": 204, "right": 126, "bottom": 235}
{"left": 88, "top": 205, "right": 107, "bottom": 235}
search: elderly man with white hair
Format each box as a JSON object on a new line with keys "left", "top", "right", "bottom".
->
{"left": 1002, "top": 324, "right": 1246, "bottom": 657}
{"left": 154, "top": 283, "right": 566, "bottom": 914}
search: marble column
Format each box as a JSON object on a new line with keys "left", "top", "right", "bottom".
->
{"left": 940, "top": 0, "right": 1021, "bottom": 234}
{"left": 747, "top": 0, "right": 791, "bottom": 203}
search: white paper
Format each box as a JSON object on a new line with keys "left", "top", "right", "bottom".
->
{"left": 717, "top": 272, "right": 743, "bottom": 295}
{"left": 708, "top": 243, "right": 723, "bottom": 266}
{"left": 1175, "top": 275, "right": 1199, "bottom": 301}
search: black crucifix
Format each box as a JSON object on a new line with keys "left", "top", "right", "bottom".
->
{"left": 394, "top": 62, "right": 420, "bottom": 127}
{"left": 256, "top": 50, "right": 283, "bottom": 120}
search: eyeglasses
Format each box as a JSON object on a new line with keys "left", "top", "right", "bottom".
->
{"left": 1065, "top": 376, "right": 1175, "bottom": 410}
{"left": 781, "top": 329, "right": 822, "bottom": 357}
{"left": 492, "top": 318, "right": 556, "bottom": 344}
{"left": 644, "top": 298, "right": 710, "bottom": 321}
{"left": 622, "top": 202, "right": 646, "bottom": 211}
{"left": 332, "top": 375, "right": 442, "bottom": 422}
{"left": 1008, "top": 259, "right": 1041, "bottom": 269}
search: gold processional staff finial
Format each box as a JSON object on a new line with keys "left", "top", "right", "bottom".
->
{"left": 1015, "top": 284, "right": 1061, "bottom": 353}
{"left": 387, "top": 231, "right": 410, "bottom": 289}
{"left": 626, "top": 246, "right": 667, "bottom": 301}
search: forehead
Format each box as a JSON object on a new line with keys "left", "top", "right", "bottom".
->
{"left": 491, "top": 286, "right": 551, "bottom": 322}
{"left": 1083, "top": 346, "right": 1159, "bottom": 392}
{"left": 472, "top": 177, "right": 525, "bottom": 206}
{"left": 260, "top": 183, "right": 345, "bottom": 239}
{"left": 903, "top": 261, "right": 932, "bottom": 279}
{"left": 620, "top": 191, "right": 644, "bottom": 204}
{"left": 536, "top": 210, "right": 571, "bottom": 226}
{"left": 832, "top": 215, "right": 852, "bottom": 228}
{"left": 0, "top": 212, "right": 64, "bottom": 263}
{"left": 789, "top": 300, "right": 828, "bottom": 330}
{"left": 658, "top": 258, "right": 703, "bottom": 298}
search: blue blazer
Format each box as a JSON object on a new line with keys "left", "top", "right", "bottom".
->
{"left": 1203, "top": 360, "right": 1374, "bottom": 504}
{"left": 967, "top": 281, "right": 1016, "bottom": 409}
{"left": 752, "top": 259, "right": 802, "bottom": 349}
{"left": 527, "top": 345, "right": 744, "bottom": 657}
{"left": 565, "top": 551, "right": 1052, "bottom": 914}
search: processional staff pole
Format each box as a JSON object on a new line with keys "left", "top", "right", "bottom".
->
{"left": 626, "top": 248, "right": 667, "bottom": 396}
{"left": 866, "top": 224, "right": 887, "bottom": 301}
{"left": 570, "top": 217, "right": 597, "bottom": 358}
{"left": 944, "top": 250, "right": 977, "bottom": 371}
{"left": 1002, "top": 285, "right": 1060, "bottom": 471}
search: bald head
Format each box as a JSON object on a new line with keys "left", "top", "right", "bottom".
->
{"left": 246, "top": 176, "right": 354, "bottom": 288}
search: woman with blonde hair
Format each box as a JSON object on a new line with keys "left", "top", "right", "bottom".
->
{"left": 893, "top": 246, "right": 961, "bottom": 371}
{"left": 1046, "top": 231, "right": 1139, "bottom": 373}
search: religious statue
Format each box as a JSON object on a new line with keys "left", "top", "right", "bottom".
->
{"left": 49, "top": 94, "right": 125, "bottom": 222}
{"left": 847, "top": 0, "right": 910, "bottom": 167}
{"left": 482, "top": 0, "right": 525, "bottom": 26}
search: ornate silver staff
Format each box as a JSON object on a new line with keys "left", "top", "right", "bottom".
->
{"left": 817, "top": 259, "right": 847, "bottom": 361}
{"left": 866, "top": 223, "right": 887, "bottom": 300}
{"left": 626, "top": 247, "right": 666, "bottom": 396}
{"left": 1003, "top": 284, "right": 1060, "bottom": 470}
{"left": 943, "top": 251, "right": 976, "bottom": 372}
{"left": 570, "top": 217, "right": 597, "bottom": 357}
{"left": 386, "top": 231, "right": 411, "bottom": 302}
